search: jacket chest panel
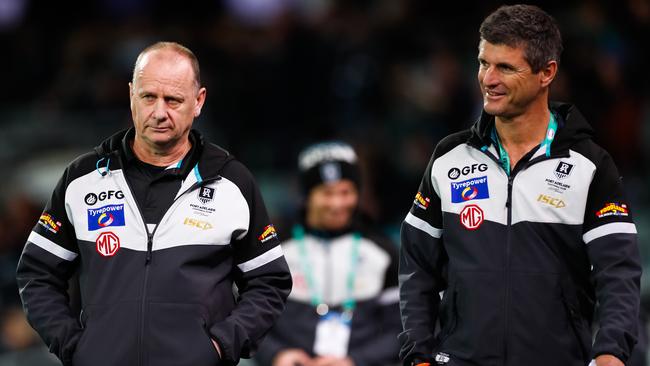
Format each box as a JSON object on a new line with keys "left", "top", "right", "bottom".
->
{"left": 66, "top": 171, "right": 249, "bottom": 253}
{"left": 511, "top": 151, "right": 595, "bottom": 226}
{"left": 285, "top": 236, "right": 390, "bottom": 305}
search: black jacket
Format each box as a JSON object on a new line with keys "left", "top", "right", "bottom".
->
{"left": 256, "top": 223, "right": 401, "bottom": 366}
{"left": 16, "top": 129, "right": 292, "bottom": 366}
{"left": 399, "top": 103, "right": 641, "bottom": 366}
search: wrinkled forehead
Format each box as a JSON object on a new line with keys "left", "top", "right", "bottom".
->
{"left": 133, "top": 49, "right": 197, "bottom": 89}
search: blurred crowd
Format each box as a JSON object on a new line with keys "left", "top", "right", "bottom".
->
{"left": 1, "top": 0, "right": 649, "bottom": 364}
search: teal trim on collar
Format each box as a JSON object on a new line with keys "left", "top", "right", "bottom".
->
{"left": 193, "top": 164, "right": 202, "bottom": 183}
{"left": 490, "top": 112, "right": 558, "bottom": 175}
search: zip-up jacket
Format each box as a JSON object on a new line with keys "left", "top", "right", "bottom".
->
{"left": 256, "top": 224, "right": 401, "bottom": 366}
{"left": 399, "top": 103, "right": 641, "bottom": 366}
{"left": 16, "top": 129, "right": 292, "bottom": 366}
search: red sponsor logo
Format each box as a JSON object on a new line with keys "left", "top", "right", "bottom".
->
{"left": 460, "top": 204, "right": 484, "bottom": 230}
{"left": 96, "top": 232, "right": 120, "bottom": 257}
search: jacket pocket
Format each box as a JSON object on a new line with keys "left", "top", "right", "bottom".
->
{"left": 435, "top": 284, "right": 458, "bottom": 350}
{"left": 147, "top": 302, "right": 221, "bottom": 366}
{"left": 72, "top": 302, "right": 140, "bottom": 366}
{"left": 561, "top": 289, "right": 592, "bottom": 363}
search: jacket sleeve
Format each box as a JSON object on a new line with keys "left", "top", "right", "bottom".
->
{"left": 209, "top": 163, "right": 292, "bottom": 364}
{"left": 398, "top": 155, "right": 447, "bottom": 365}
{"left": 582, "top": 152, "right": 641, "bottom": 362}
{"left": 15, "top": 167, "right": 82, "bottom": 366}
{"left": 349, "top": 235, "right": 402, "bottom": 366}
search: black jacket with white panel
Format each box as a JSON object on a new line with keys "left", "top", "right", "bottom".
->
{"left": 255, "top": 223, "right": 401, "bottom": 366}
{"left": 16, "top": 129, "right": 292, "bottom": 366}
{"left": 399, "top": 102, "right": 641, "bottom": 366}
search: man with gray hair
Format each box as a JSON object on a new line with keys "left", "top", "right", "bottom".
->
{"left": 16, "top": 41, "right": 292, "bottom": 366}
{"left": 398, "top": 5, "right": 641, "bottom": 366}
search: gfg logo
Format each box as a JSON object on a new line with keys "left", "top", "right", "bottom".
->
{"left": 85, "top": 190, "right": 124, "bottom": 206}
{"left": 448, "top": 163, "right": 488, "bottom": 180}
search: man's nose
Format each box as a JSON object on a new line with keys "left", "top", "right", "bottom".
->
{"left": 152, "top": 99, "right": 168, "bottom": 121}
{"left": 482, "top": 66, "right": 499, "bottom": 87}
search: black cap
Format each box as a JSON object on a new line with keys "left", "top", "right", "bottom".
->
{"left": 298, "top": 141, "right": 360, "bottom": 194}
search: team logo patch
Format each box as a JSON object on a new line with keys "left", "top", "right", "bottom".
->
{"left": 451, "top": 176, "right": 489, "bottom": 203}
{"left": 38, "top": 213, "right": 61, "bottom": 234}
{"left": 414, "top": 192, "right": 430, "bottom": 210}
{"left": 96, "top": 231, "right": 120, "bottom": 257}
{"left": 198, "top": 187, "right": 215, "bottom": 204}
{"left": 554, "top": 161, "right": 574, "bottom": 179}
{"left": 460, "top": 204, "right": 484, "bottom": 230}
{"left": 87, "top": 204, "right": 125, "bottom": 231}
{"left": 596, "top": 203, "right": 629, "bottom": 218}
{"left": 258, "top": 224, "right": 278, "bottom": 243}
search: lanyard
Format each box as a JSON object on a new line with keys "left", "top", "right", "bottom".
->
{"left": 492, "top": 112, "right": 557, "bottom": 175}
{"left": 293, "top": 225, "right": 361, "bottom": 319}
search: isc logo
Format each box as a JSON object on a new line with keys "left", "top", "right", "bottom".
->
{"left": 184, "top": 218, "right": 213, "bottom": 230}
{"left": 537, "top": 194, "right": 566, "bottom": 208}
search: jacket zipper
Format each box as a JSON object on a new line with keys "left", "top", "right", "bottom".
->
{"left": 503, "top": 175, "right": 514, "bottom": 365}
{"left": 116, "top": 168, "right": 221, "bottom": 366}
{"left": 473, "top": 143, "right": 570, "bottom": 366}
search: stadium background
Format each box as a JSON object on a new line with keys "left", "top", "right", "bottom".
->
{"left": 0, "top": 0, "right": 649, "bottom": 364}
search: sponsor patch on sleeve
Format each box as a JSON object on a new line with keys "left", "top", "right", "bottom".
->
{"left": 451, "top": 176, "right": 489, "bottom": 203}
{"left": 87, "top": 204, "right": 126, "bottom": 231}
{"left": 38, "top": 213, "right": 61, "bottom": 234}
{"left": 258, "top": 224, "right": 278, "bottom": 243}
{"left": 413, "top": 192, "right": 430, "bottom": 210}
{"left": 596, "top": 203, "right": 629, "bottom": 218}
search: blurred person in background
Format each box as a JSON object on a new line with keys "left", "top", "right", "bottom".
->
{"left": 15, "top": 41, "right": 291, "bottom": 366}
{"left": 255, "top": 142, "right": 401, "bottom": 366}
{"left": 0, "top": 306, "right": 60, "bottom": 366}
{"left": 398, "top": 5, "right": 641, "bottom": 366}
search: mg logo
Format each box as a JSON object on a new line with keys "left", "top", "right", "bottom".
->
{"left": 96, "top": 232, "right": 120, "bottom": 257}
{"left": 460, "top": 204, "right": 484, "bottom": 230}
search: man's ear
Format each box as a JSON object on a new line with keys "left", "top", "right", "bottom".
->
{"left": 540, "top": 60, "right": 558, "bottom": 88}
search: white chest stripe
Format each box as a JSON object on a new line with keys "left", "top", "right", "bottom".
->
{"left": 583, "top": 222, "right": 637, "bottom": 244}
{"left": 404, "top": 212, "right": 442, "bottom": 239}
{"left": 28, "top": 231, "right": 78, "bottom": 261}
{"left": 237, "top": 245, "right": 284, "bottom": 272}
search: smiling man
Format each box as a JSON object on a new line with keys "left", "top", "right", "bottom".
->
{"left": 16, "top": 42, "right": 291, "bottom": 366}
{"left": 398, "top": 5, "right": 641, "bottom": 366}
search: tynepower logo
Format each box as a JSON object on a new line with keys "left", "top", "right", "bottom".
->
{"left": 451, "top": 176, "right": 489, "bottom": 203}
{"left": 87, "top": 204, "right": 125, "bottom": 231}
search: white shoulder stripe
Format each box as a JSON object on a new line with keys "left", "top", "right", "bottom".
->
{"left": 378, "top": 286, "right": 400, "bottom": 305}
{"left": 237, "top": 245, "right": 284, "bottom": 272}
{"left": 404, "top": 212, "right": 442, "bottom": 239}
{"left": 28, "top": 231, "right": 78, "bottom": 261}
{"left": 583, "top": 222, "right": 637, "bottom": 244}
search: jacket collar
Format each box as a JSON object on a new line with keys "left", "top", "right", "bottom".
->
{"left": 468, "top": 101, "right": 594, "bottom": 157}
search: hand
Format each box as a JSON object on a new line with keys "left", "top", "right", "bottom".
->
{"left": 273, "top": 349, "right": 313, "bottom": 366}
{"left": 211, "top": 339, "right": 222, "bottom": 358}
{"left": 312, "top": 356, "right": 355, "bottom": 366}
{"left": 595, "top": 354, "right": 624, "bottom": 366}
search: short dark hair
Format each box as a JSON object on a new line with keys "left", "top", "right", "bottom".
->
{"left": 479, "top": 4, "right": 563, "bottom": 73}
{"left": 133, "top": 41, "right": 201, "bottom": 89}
